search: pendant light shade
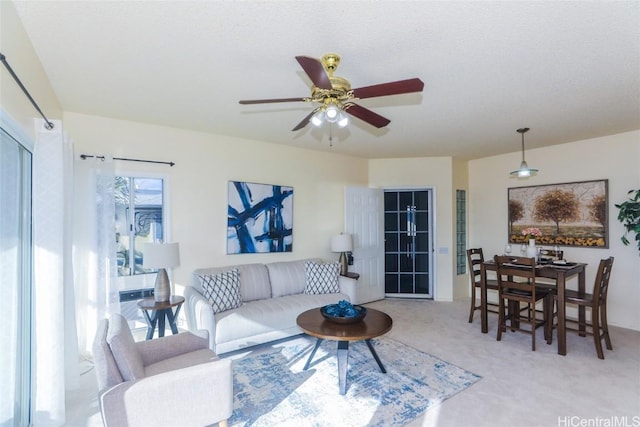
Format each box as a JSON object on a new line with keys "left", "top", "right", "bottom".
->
{"left": 510, "top": 127, "right": 539, "bottom": 178}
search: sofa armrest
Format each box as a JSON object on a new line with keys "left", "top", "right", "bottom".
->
{"left": 100, "top": 358, "right": 233, "bottom": 427}
{"left": 136, "top": 330, "right": 210, "bottom": 366}
{"left": 338, "top": 275, "right": 358, "bottom": 303}
{"left": 184, "top": 286, "right": 217, "bottom": 351}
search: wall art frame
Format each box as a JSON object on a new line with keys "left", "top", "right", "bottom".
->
{"left": 507, "top": 179, "right": 608, "bottom": 248}
{"left": 227, "top": 180, "right": 293, "bottom": 254}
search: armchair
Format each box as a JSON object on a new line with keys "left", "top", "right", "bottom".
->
{"left": 93, "top": 313, "right": 233, "bottom": 427}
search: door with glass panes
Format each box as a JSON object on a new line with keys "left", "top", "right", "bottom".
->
{"left": 384, "top": 189, "right": 433, "bottom": 298}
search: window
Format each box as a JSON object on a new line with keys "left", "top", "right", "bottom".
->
{"left": 115, "top": 176, "right": 165, "bottom": 276}
{"left": 456, "top": 189, "right": 467, "bottom": 275}
{"left": 1, "top": 125, "right": 33, "bottom": 426}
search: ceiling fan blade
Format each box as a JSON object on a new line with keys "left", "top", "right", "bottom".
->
{"left": 295, "top": 56, "right": 333, "bottom": 90}
{"left": 239, "top": 97, "right": 305, "bottom": 105}
{"left": 351, "top": 78, "right": 424, "bottom": 99}
{"left": 344, "top": 103, "right": 391, "bottom": 128}
{"left": 291, "top": 109, "right": 318, "bottom": 131}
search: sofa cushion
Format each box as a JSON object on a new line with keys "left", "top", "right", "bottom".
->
{"left": 268, "top": 258, "right": 319, "bottom": 297}
{"left": 144, "top": 348, "right": 218, "bottom": 378}
{"left": 106, "top": 313, "right": 145, "bottom": 382}
{"left": 213, "top": 293, "right": 347, "bottom": 347}
{"left": 194, "top": 263, "right": 271, "bottom": 302}
{"left": 199, "top": 269, "right": 243, "bottom": 314}
{"left": 304, "top": 261, "right": 341, "bottom": 294}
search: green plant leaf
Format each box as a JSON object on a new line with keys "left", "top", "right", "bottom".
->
{"left": 615, "top": 189, "right": 640, "bottom": 252}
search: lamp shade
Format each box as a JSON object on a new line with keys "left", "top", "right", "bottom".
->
{"left": 143, "top": 242, "right": 180, "bottom": 269}
{"left": 509, "top": 127, "right": 539, "bottom": 178}
{"left": 331, "top": 234, "right": 353, "bottom": 253}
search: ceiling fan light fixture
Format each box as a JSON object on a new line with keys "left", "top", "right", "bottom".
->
{"left": 337, "top": 114, "right": 349, "bottom": 128}
{"left": 311, "top": 110, "right": 324, "bottom": 127}
{"left": 509, "top": 127, "right": 539, "bottom": 178}
{"left": 325, "top": 103, "right": 340, "bottom": 123}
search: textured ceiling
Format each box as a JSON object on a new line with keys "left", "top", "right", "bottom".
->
{"left": 12, "top": 1, "right": 640, "bottom": 160}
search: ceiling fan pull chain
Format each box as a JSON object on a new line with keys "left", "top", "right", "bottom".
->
{"left": 329, "top": 124, "right": 334, "bottom": 147}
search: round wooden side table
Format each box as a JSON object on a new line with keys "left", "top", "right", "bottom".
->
{"left": 137, "top": 295, "right": 185, "bottom": 340}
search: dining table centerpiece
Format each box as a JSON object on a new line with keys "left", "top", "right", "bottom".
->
{"left": 522, "top": 227, "right": 542, "bottom": 258}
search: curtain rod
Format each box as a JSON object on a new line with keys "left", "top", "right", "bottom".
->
{"left": 0, "top": 52, "right": 55, "bottom": 130}
{"left": 80, "top": 154, "right": 175, "bottom": 167}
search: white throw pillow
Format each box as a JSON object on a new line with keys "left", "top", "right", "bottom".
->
{"left": 198, "top": 269, "right": 243, "bottom": 314}
{"left": 304, "top": 261, "right": 340, "bottom": 294}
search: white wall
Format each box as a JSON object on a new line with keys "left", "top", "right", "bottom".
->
{"left": 369, "top": 157, "right": 455, "bottom": 301}
{"left": 66, "top": 113, "right": 463, "bottom": 306}
{"left": 0, "top": 0, "right": 62, "bottom": 140}
{"left": 469, "top": 130, "right": 640, "bottom": 330}
{"left": 64, "top": 112, "right": 369, "bottom": 292}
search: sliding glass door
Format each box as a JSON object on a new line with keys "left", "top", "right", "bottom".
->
{"left": 0, "top": 126, "right": 33, "bottom": 426}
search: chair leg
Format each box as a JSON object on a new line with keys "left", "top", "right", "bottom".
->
{"left": 601, "top": 303, "right": 613, "bottom": 351}
{"left": 591, "top": 306, "right": 605, "bottom": 360}
{"left": 497, "top": 297, "right": 504, "bottom": 342}
{"left": 544, "top": 295, "right": 552, "bottom": 345}
{"left": 531, "top": 319, "right": 536, "bottom": 352}
{"left": 468, "top": 284, "right": 477, "bottom": 323}
{"left": 509, "top": 301, "right": 520, "bottom": 332}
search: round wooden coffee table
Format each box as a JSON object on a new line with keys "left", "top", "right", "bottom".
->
{"left": 296, "top": 306, "right": 393, "bottom": 395}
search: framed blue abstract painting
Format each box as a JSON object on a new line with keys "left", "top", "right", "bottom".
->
{"left": 227, "top": 181, "right": 293, "bottom": 254}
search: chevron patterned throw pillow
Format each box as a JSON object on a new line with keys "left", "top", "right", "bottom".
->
{"left": 198, "top": 269, "right": 242, "bottom": 314}
{"left": 304, "top": 261, "right": 340, "bottom": 294}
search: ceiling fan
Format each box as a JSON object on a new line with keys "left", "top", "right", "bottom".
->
{"left": 239, "top": 53, "right": 424, "bottom": 131}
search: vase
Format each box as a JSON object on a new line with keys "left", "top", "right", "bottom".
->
{"left": 526, "top": 239, "right": 537, "bottom": 258}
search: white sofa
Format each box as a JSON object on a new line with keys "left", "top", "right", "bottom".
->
{"left": 184, "top": 258, "right": 358, "bottom": 354}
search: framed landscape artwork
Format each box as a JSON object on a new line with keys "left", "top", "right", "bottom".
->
{"left": 227, "top": 181, "right": 293, "bottom": 254}
{"left": 507, "top": 179, "right": 608, "bottom": 248}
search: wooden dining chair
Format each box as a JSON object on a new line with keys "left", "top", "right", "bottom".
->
{"left": 466, "top": 248, "right": 499, "bottom": 324}
{"left": 494, "top": 255, "right": 553, "bottom": 351}
{"left": 551, "top": 256, "right": 614, "bottom": 359}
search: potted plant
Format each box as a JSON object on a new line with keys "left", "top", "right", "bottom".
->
{"left": 615, "top": 189, "right": 640, "bottom": 253}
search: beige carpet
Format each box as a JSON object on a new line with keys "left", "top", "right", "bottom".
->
{"left": 65, "top": 298, "right": 640, "bottom": 426}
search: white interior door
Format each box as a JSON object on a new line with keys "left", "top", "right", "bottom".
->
{"left": 345, "top": 186, "right": 385, "bottom": 304}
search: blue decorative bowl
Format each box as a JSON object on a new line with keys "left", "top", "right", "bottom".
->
{"left": 321, "top": 303, "right": 367, "bottom": 324}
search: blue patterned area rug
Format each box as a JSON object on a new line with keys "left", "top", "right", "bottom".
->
{"left": 228, "top": 336, "right": 481, "bottom": 427}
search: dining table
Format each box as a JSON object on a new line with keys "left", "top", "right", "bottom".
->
{"left": 482, "top": 259, "right": 587, "bottom": 356}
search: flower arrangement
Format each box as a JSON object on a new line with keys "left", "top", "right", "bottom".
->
{"left": 521, "top": 227, "right": 542, "bottom": 240}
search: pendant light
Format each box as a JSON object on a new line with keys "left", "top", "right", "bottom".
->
{"left": 510, "top": 127, "right": 539, "bottom": 178}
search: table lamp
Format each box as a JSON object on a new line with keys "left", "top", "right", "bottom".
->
{"left": 143, "top": 242, "right": 180, "bottom": 302}
{"left": 331, "top": 233, "right": 353, "bottom": 276}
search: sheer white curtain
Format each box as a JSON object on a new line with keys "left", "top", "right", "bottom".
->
{"left": 32, "top": 118, "right": 79, "bottom": 426}
{"left": 73, "top": 155, "right": 118, "bottom": 357}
